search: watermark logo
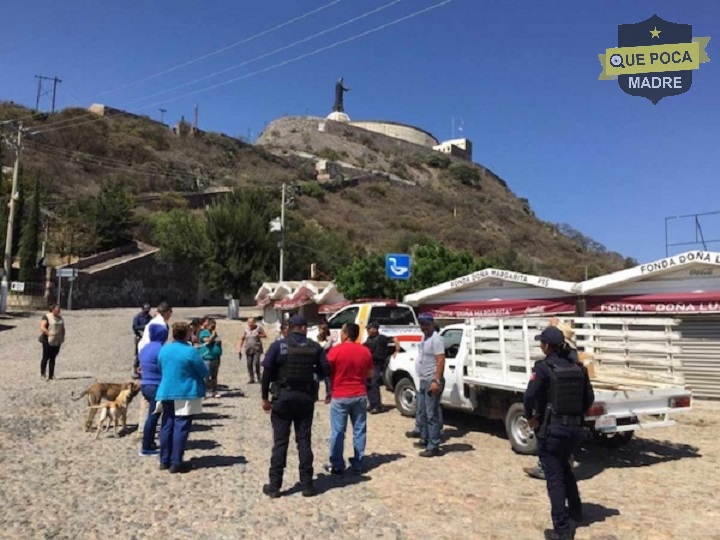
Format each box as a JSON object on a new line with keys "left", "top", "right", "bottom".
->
{"left": 598, "top": 14, "right": 710, "bottom": 104}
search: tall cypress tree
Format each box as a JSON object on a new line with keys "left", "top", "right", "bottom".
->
{"left": 19, "top": 172, "right": 40, "bottom": 282}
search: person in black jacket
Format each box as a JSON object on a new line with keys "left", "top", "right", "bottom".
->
{"left": 524, "top": 326, "right": 594, "bottom": 540}
{"left": 131, "top": 303, "right": 152, "bottom": 378}
{"left": 363, "top": 321, "right": 396, "bottom": 414}
{"left": 261, "top": 314, "right": 330, "bottom": 498}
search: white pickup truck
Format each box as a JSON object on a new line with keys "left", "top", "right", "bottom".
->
{"left": 388, "top": 316, "right": 692, "bottom": 454}
{"left": 308, "top": 301, "right": 424, "bottom": 364}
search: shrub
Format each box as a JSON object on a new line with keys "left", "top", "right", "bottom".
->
{"left": 301, "top": 181, "right": 326, "bottom": 201}
{"left": 317, "top": 147, "right": 342, "bottom": 161}
{"left": 425, "top": 153, "right": 450, "bottom": 169}
{"left": 449, "top": 163, "right": 480, "bottom": 186}
{"left": 341, "top": 190, "right": 363, "bottom": 205}
{"left": 366, "top": 183, "right": 387, "bottom": 198}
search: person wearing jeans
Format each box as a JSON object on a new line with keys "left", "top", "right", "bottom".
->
{"left": 138, "top": 324, "right": 168, "bottom": 456}
{"left": 326, "top": 323, "right": 373, "bottom": 474}
{"left": 156, "top": 322, "right": 209, "bottom": 474}
{"left": 413, "top": 313, "right": 446, "bottom": 457}
{"left": 239, "top": 318, "right": 266, "bottom": 384}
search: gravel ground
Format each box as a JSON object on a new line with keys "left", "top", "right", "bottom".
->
{"left": 1, "top": 307, "right": 719, "bottom": 540}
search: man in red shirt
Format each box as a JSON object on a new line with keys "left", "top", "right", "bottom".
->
{"left": 325, "top": 322, "right": 373, "bottom": 475}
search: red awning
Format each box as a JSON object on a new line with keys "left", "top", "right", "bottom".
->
{"left": 585, "top": 291, "right": 720, "bottom": 314}
{"left": 256, "top": 296, "right": 272, "bottom": 307}
{"left": 420, "top": 297, "right": 577, "bottom": 319}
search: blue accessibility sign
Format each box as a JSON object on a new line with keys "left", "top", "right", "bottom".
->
{"left": 385, "top": 253, "right": 411, "bottom": 281}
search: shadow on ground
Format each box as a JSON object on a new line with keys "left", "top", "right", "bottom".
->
{"left": 191, "top": 423, "right": 225, "bottom": 432}
{"left": 575, "top": 502, "right": 621, "bottom": 528}
{"left": 0, "top": 323, "right": 15, "bottom": 332}
{"left": 575, "top": 437, "right": 701, "bottom": 480}
{"left": 186, "top": 438, "right": 221, "bottom": 451}
{"left": 195, "top": 412, "right": 233, "bottom": 421}
{"left": 364, "top": 452, "right": 405, "bottom": 472}
{"left": 189, "top": 454, "right": 247, "bottom": 469}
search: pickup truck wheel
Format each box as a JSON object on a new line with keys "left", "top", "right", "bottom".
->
{"left": 394, "top": 378, "right": 417, "bottom": 418}
{"left": 505, "top": 403, "right": 538, "bottom": 455}
{"left": 593, "top": 430, "right": 634, "bottom": 447}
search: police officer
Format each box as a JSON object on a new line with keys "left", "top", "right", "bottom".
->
{"left": 261, "top": 314, "right": 330, "bottom": 498}
{"left": 524, "top": 326, "right": 594, "bottom": 540}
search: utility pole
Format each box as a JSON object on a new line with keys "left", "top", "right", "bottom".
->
{"left": 279, "top": 183, "right": 286, "bottom": 282}
{"left": 34, "top": 76, "right": 62, "bottom": 113}
{"left": 159, "top": 108, "right": 167, "bottom": 124}
{"left": 1, "top": 122, "right": 23, "bottom": 314}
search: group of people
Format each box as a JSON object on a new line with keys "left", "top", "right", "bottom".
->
{"left": 70, "top": 300, "right": 591, "bottom": 537}
{"left": 259, "top": 312, "right": 441, "bottom": 498}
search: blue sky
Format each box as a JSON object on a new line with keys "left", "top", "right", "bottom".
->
{"left": 2, "top": 0, "right": 718, "bottom": 264}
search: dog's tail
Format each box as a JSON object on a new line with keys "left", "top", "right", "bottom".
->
{"left": 71, "top": 389, "right": 89, "bottom": 401}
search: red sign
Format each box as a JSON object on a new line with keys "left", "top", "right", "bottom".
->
{"left": 586, "top": 291, "right": 720, "bottom": 314}
{"left": 419, "top": 297, "right": 577, "bottom": 319}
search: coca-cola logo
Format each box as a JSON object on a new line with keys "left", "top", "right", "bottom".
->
{"left": 689, "top": 269, "right": 713, "bottom": 276}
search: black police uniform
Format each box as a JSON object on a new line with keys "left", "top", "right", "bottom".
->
{"left": 524, "top": 347, "right": 594, "bottom": 538}
{"left": 262, "top": 331, "right": 330, "bottom": 494}
{"left": 363, "top": 331, "right": 391, "bottom": 412}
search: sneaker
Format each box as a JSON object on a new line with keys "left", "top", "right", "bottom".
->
{"left": 369, "top": 408, "right": 381, "bottom": 415}
{"left": 405, "top": 430, "right": 421, "bottom": 439}
{"left": 412, "top": 440, "right": 428, "bottom": 449}
{"left": 302, "top": 485, "right": 318, "bottom": 497}
{"left": 523, "top": 466, "right": 546, "bottom": 480}
{"left": 248, "top": 380, "right": 256, "bottom": 385}
{"left": 419, "top": 448, "right": 441, "bottom": 458}
{"left": 323, "top": 464, "right": 344, "bottom": 476}
{"left": 262, "top": 484, "right": 280, "bottom": 499}
{"left": 159, "top": 463, "right": 171, "bottom": 471}
{"left": 168, "top": 463, "right": 192, "bottom": 474}
{"left": 212, "top": 392, "right": 220, "bottom": 398}
{"left": 139, "top": 448, "right": 160, "bottom": 457}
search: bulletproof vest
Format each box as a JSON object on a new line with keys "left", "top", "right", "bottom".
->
{"left": 278, "top": 336, "right": 317, "bottom": 391}
{"left": 547, "top": 361, "right": 585, "bottom": 417}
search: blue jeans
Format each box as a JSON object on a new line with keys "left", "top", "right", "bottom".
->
{"left": 159, "top": 401, "right": 193, "bottom": 467}
{"left": 416, "top": 379, "right": 443, "bottom": 451}
{"left": 141, "top": 384, "right": 160, "bottom": 452}
{"left": 329, "top": 396, "right": 368, "bottom": 472}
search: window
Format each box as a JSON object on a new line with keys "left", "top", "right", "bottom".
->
{"left": 442, "top": 329, "right": 463, "bottom": 359}
{"left": 368, "top": 306, "right": 416, "bottom": 326}
{"left": 327, "top": 307, "right": 359, "bottom": 329}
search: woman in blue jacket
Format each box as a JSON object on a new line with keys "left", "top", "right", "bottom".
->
{"left": 138, "top": 324, "right": 168, "bottom": 456}
{"left": 156, "top": 322, "right": 209, "bottom": 473}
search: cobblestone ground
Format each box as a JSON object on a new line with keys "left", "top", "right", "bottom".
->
{"left": 1, "top": 308, "right": 719, "bottom": 540}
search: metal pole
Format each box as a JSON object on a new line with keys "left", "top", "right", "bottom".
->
{"left": 67, "top": 277, "right": 74, "bottom": 310}
{"left": 35, "top": 76, "right": 43, "bottom": 112}
{"left": 279, "top": 183, "right": 285, "bottom": 282}
{"left": 1, "top": 123, "right": 23, "bottom": 314}
{"left": 51, "top": 77, "right": 61, "bottom": 114}
{"left": 57, "top": 275, "right": 62, "bottom": 305}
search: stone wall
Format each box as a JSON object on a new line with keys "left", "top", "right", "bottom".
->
{"left": 58, "top": 253, "right": 223, "bottom": 309}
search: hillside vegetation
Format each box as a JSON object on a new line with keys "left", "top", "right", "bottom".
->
{"left": 0, "top": 102, "right": 633, "bottom": 283}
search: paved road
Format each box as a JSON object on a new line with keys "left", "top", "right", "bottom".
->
{"left": 1, "top": 308, "right": 718, "bottom": 539}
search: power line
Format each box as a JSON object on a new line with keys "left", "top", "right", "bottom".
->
{"left": 32, "top": 0, "right": 455, "bottom": 136}
{"left": 123, "top": 0, "right": 404, "bottom": 107}
{"left": 29, "top": 0, "right": 404, "bottom": 133}
{"left": 91, "top": 0, "right": 346, "bottom": 100}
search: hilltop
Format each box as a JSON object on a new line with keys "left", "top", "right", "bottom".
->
{"left": 0, "top": 101, "right": 633, "bottom": 280}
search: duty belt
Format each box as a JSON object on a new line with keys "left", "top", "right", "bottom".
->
{"left": 549, "top": 414, "right": 583, "bottom": 427}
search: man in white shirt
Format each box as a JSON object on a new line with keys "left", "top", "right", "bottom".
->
{"left": 138, "top": 302, "right": 172, "bottom": 354}
{"left": 412, "top": 313, "right": 445, "bottom": 457}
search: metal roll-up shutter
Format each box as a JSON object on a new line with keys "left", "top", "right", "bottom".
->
{"left": 678, "top": 316, "right": 720, "bottom": 400}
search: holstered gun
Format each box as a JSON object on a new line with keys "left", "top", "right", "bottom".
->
{"left": 270, "top": 382, "right": 280, "bottom": 401}
{"left": 538, "top": 408, "right": 552, "bottom": 439}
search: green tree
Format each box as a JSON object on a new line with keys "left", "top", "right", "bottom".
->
{"left": 152, "top": 209, "right": 209, "bottom": 263}
{"left": 202, "top": 191, "right": 276, "bottom": 298}
{"left": 19, "top": 172, "right": 40, "bottom": 281}
{"left": 94, "top": 180, "right": 136, "bottom": 251}
{"left": 334, "top": 240, "right": 496, "bottom": 300}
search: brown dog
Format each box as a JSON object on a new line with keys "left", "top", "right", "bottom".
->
{"left": 72, "top": 382, "right": 141, "bottom": 431}
{"left": 90, "top": 388, "right": 133, "bottom": 439}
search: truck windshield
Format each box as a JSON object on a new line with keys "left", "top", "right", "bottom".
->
{"left": 327, "top": 307, "right": 359, "bottom": 329}
{"left": 368, "top": 306, "right": 416, "bottom": 326}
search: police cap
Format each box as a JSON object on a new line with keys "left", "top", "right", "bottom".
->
{"left": 535, "top": 326, "right": 565, "bottom": 346}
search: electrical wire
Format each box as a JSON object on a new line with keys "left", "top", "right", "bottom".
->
{"left": 29, "top": 0, "right": 404, "bottom": 133}
{"left": 32, "top": 0, "right": 454, "bottom": 136}
{"left": 123, "top": 0, "right": 404, "bottom": 107}
{"left": 92, "top": 0, "right": 346, "bottom": 99}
